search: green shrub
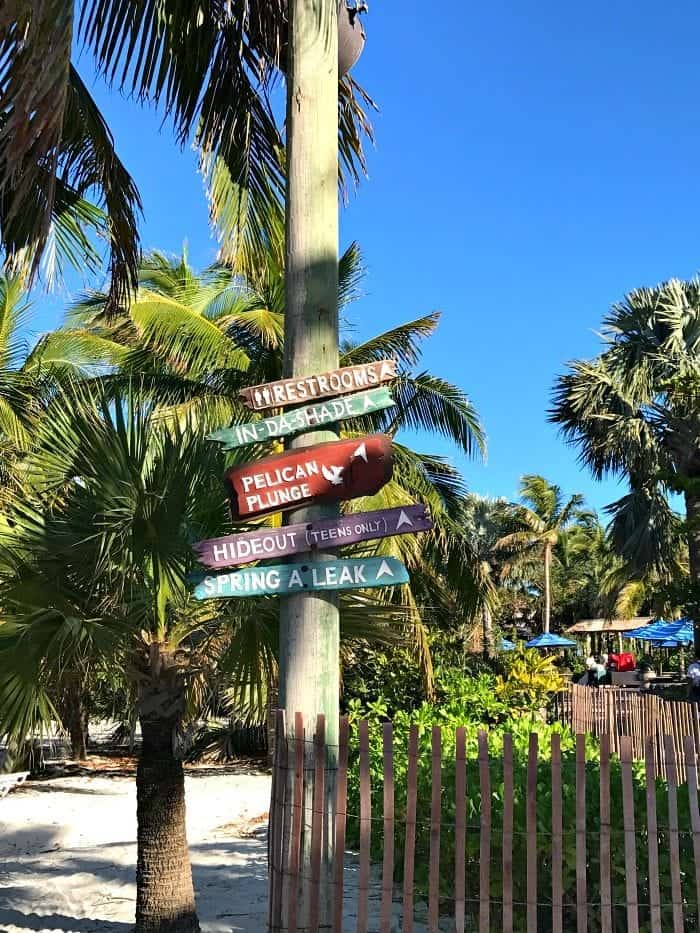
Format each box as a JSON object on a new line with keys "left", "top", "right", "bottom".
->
{"left": 345, "top": 704, "right": 698, "bottom": 931}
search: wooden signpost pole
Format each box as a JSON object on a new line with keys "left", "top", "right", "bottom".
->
{"left": 282, "top": 0, "right": 340, "bottom": 926}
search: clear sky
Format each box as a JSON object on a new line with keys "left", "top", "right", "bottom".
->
{"left": 29, "top": 1, "right": 700, "bottom": 516}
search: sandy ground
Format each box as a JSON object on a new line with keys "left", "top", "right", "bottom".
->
{"left": 0, "top": 764, "right": 444, "bottom": 933}
{"left": 0, "top": 766, "right": 272, "bottom": 933}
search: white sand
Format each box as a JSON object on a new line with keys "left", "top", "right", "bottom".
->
{"left": 0, "top": 769, "right": 272, "bottom": 933}
{"left": 0, "top": 768, "right": 443, "bottom": 933}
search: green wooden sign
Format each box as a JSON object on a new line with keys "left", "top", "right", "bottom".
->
{"left": 194, "top": 556, "right": 409, "bottom": 599}
{"left": 208, "top": 387, "right": 395, "bottom": 450}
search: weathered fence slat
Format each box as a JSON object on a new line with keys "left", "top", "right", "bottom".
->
{"left": 402, "top": 725, "right": 419, "bottom": 933}
{"left": 502, "top": 733, "right": 514, "bottom": 933}
{"left": 309, "top": 715, "right": 326, "bottom": 933}
{"left": 551, "top": 732, "right": 563, "bottom": 933}
{"left": 620, "top": 736, "right": 639, "bottom": 933}
{"left": 478, "top": 730, "right": 491, "bottom": 933}
{"left": 664, "top": 733, "right": 684, "bottom": 933}
{"left": 429, "top": 726, "right": 442, "bottom": 933}
{"left": 683, "top": 733, "right": 700, "bottom": 917}
{"left": 270, "top": 710, "right": 286, "bottom": 933}
{"left": 287, "top": 711, "right": 305, "bottom": 933}
{"left": 455, "top": 727, "right": 467, "bottom": 933}
{"left": 333, "top": 716, "right": 349, "bottom": 933}
{"left": 269, "top": 701, "right": 700, "bottom": 933}
{"left": 356, "top": 719, "right": 371, "bottom": 933}
{"left": 526, "top": 733, "right": 538, "bottom": 933}
{"left": 575, "top": 733, "right": 587, "bottom": 933}
{"left": 644, "top": 734, "right": 662, "bottom": 933}
{"left": 599, "top": 733, "right": 612, "bottom": 933}
{"left": 379, "top": 722, "right": 394, "bottom": 933}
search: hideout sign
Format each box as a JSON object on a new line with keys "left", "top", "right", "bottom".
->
{"left": 194, "top": 504, "right": 433, "bottom": 568}
{"left": 225, "top": 434, "right": 393, "bottom": 520}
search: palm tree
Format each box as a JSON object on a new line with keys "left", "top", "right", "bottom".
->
{"left": 0, "top": 3, "right": 374, "bottom": 297}
{"left": 550, "top": 278, "right": 698, "bottom": 643}
{"left": 497, "top": 475, "right": 590, "bottom": 633}
{"left": 0, "top": 374, "right": 473, "bottom": 931}
{"left": 457, "top": 496, "right": 509, "bottom": 657}
{"left": 0, "top": 275, "right": 36, "bottom": 449}
{"left": 34, "top": 247, "right": 486, "bottom": 689}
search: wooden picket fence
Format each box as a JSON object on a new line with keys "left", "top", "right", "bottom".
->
{"left": 268, "top": 708, "right": 700, "bottom": 932}
{"left": 555, "top": 683, "right": 700, "bottom": 781}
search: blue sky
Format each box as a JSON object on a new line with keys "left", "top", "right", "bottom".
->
{"left": 28, "top": 1, "right": 700, "bottom": 515}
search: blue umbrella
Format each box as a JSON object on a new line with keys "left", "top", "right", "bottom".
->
{"left": 656, "top": 634, "right": 693, "bottom": 648}
{"left": 628, "top": 618, "right": 693, "bottom": 642}
{"left": 499, "top": 638, "right": 516, "bottom": 651}
{"left": 626, "top": 618, "right": 670, "bottom": 639}
{"left": 525, "top": 632, "right": 576, "bottom": 649}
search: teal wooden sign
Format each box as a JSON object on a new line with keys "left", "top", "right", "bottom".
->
{"left": 208, "top": 387, "right": 395, "bottom": 450}
{"left": 194, "top": 556, "right": 409, "bottom": 599}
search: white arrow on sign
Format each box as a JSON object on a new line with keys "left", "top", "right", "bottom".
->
{"left": 396, "top": 509, "right": 414, "bottom": 530}
{"left": 353, "top": 442, "right": 368, "bottom": 462}
{"left": 376, "top": 559, "right": 395, "bottom": 579}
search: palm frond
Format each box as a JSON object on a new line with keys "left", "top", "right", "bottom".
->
{"left": 341, "top": 312, "right": 441, "bottom": 369}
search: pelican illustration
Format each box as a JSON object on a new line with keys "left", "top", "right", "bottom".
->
{"left": 321, "top": 464, "right": 345, "bottom": 486}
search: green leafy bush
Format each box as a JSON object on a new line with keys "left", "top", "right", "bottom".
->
{"left": 346, "top": 704, "right": 699, "bottom": 931}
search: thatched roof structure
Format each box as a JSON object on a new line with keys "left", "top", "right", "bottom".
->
{"left": 565, "top": 617, "right": 653, "bottom": 635}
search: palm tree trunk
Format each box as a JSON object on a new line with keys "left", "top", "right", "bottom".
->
{"left": 482, "top": 604, "right": 495, "bottom": 658}
{"left": 685, "top": 489, "right": 700, "bottom": 654}
{"left": 61, "top": 675, "right": 89, "bottom": 761}
{"left": 278, "top": 0, "right": 340, "bottom": 928}
{"left": 543, "top": 544, "right": 552, "bottom": 634}
{"left": 136, "top": 657, "right": 199, "bottom": 933}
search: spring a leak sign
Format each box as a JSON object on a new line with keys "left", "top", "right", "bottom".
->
{"left": 194, "top": 557, "right": 409, "bottom": 599}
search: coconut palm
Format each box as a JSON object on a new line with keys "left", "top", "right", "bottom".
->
{"left": 454, "top": 495, "right": 509, "bottom": 657}
{"left": 0, "top": 275, "right": 36, "bottom": 446}
{"left": 550, "top": 278, "right": 698, "bottom": 642}
{"left": 0, "top": 2, "right": 374, "bottom": 297}
{"left": 33, "top": 246, "right": 485, "bottom": 686}
{"left": 497, "top": 475, "right": 591, "bottom": 633}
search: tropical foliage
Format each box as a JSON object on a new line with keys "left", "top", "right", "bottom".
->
{"left": 0, "top": 2, "right": 374, "bottom": 299}
{"left": 551, "top": 278, "right": 698, "bottom": 642}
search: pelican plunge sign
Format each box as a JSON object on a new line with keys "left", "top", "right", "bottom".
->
{"left": 193, "top": 361, "right": 432, "bottom": 599}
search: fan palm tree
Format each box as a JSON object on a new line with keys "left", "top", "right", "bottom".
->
{"left": 0, "top": 2, "right": 374, "bottom": 298}
{"left": 550, "top": 278, "right": 697, "bottom": 643}
{"left": 455, "top": 495, "right": 509, "bottom": 657}
{"left": 33, "top": 246, "right": 486, "bottom": 685}
{"left": 0, "top": 375, "right": 464, "bottom": 930}
{"left": 497, "top": 475, "right": 590, "bottom": 633}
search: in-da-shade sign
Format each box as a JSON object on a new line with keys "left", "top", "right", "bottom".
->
{"left": 194, "top": 504, "right": 434, "bottom": 568}
{"left": 225, "top": 434, "right": 393, "bottom": 520}
{"left": 208, "top": 387, "right": 395, "bottom": 450}
{"left": 239, "top": 359, "right": 397, "bottom": 411}
{"left": 194, "top": 557, "right": 410, "bottom": 599}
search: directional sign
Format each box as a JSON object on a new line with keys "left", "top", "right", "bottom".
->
{"left": 194, "top": 557, "right": 410, "bottom": 599}
{"left": 208, "top": 387, "right": 395, "bottom": 450}
{"left": 239, "top": 360, "right": 397, "bottom": 411}
{"left": 225, "top": 434, "right": 393, "bottom": 520}
{"left": 194, "top": 505, "right": 433, "bottom": 568}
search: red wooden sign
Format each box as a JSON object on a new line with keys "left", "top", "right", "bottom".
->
{"left": 225, "top": 435, "right": 393, "bottom": 520}
{"left": 239, "top": 360, "right": 397, "bottom": 411}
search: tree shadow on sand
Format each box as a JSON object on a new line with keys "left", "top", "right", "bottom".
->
{"left": 0, "top": 824, "right": 270, "bottom": 933}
